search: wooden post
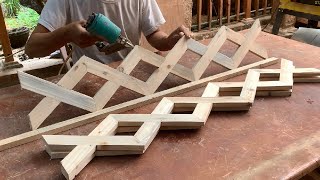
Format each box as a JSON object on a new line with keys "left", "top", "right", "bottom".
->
{"left": 0, "top": 5, "right": 14, "bottom": 62}
{"left": 227, "top": 0, "right": 231, "bottom": 23}
{"left": 235, "top": 0, "right": 240, "bottom": 21}
{"left": 218, "top": 0, "right": 223, "bottom": 26}
{"left": 254, "top": 0, "right": 259, "bottom": 17}
{"left": 197, "top": 0, "right": 202, "bottom": 31}
{"left": 263, "top": 0, "right": 268, "bottom": 15}
{"left": 243, "top": 0, "right": 252, "bottom": 18}
{"left": 207, "top": 0, "right": 212, "bottom": 30}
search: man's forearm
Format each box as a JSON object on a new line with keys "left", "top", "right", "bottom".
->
{"left": 146, "top": 30, "right": 171, "bottom": 51}
{"left": 25, "top": 25, "right": 70, "bottom": 58}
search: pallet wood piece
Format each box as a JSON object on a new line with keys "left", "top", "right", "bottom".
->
{"left": 18, "top": 71, "right": 97, "bottom": 112}
{"left": 20, "top": 20, "right": 268, "bottom": 130}
{"left": 0, "top": 58, "right": 279, "bottom": 152}
{"left": 44, "top": 59, "right": 320, "bottom": 179}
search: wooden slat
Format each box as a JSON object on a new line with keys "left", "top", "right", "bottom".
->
{"left": 18, "top": 71, "right": 97, "bottom": 112}
{"left": 84, "top": 57, "right": 152, "bottom": 96}
{"left": 230, "top": 20, "right": 262, "bottom": 68}
{"left": 240, "top": 70, "right": 260, "bottom": 103}
{"left": 192, "top": 27, "right": 227, "bottom": 79}
{"left": 138, "top": 46, "right": 195, "bottom": 81}
{"left": 28, "top": 60, "right": 88, "bottom": 130}
{"left": 61, "top": 116, "right": 118, "bottom": 180}
{"left": 235, "top": 0, "right": 240, "bottom": 21}
{"left": 254, "top": 0, "right": 259, "bottom": 17}
{"left": 43, "top": 135, "right": 144, "bottom": 151}
{"left": 197, "top": 0, "right": 202, "bottom": 31}
{"left": 225, "top": 25, "right": 268, "bottom": 59}
{"left": 218, "top": 0, "right": 223, "bottom": 26}
{"left": 227, "top": 0, "right": 231, "bottom": 23}
{"left": 207, "top": 0, "right": 213, "bottom": 29}
{"left": 243, "top": 0, "right": 252, "bottom": 18}
{"left": 146, "top": 37, "right": 188, "bottom": 92}
{"left": 263, "top": 0, "right": 268, "bottom": 15}
{"left": 114, "top": 114, "right": 203, "bottom": 127}
{"left": 93, "top": 46, "right": 143, "bottom": 109}
{"left": 0, "top": 58, "right": 279, "bottom": 152}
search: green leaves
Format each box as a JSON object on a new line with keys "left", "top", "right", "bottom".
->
{"left": 3, "top": 0, "right": 22, "bottom": 17}
{"left": 5, "top": 7, "right": 39, "bottom": 29}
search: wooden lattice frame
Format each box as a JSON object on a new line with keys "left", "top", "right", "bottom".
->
{"left": 18, "top": 19, "right": 267, "bottom": 130}
{"left": 42, "top": 59, "right": 320, "bottom": 180}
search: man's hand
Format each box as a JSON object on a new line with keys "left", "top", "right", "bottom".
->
{"left": 65, "top": 21, "right": 101, "bottom": 48}
{"left": 146, "top": 25, "right": 192, "bottom": 51}
{"left": 166, "top": 25, "right": 192, "bottom": 49}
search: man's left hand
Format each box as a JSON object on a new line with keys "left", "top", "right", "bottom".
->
{"left": 167, "top": 25, "right": 192, "bottom": 49}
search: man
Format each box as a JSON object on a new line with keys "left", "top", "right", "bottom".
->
{"left": 25, "top": 0, "right": 192, "bottom": 64}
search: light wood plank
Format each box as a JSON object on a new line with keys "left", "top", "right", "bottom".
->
{"left": 225, "top": 25, "right": 268, "bottom": 59}
{"left": 43, "top": 135, "right": 144, "bottom": 152}
{"left": 146, "top": 37, "right": 189, "bottom": 92}
{"left": 240, "top": 70, "right": 260, "bottom": 102}
{"left": 18, "top": 71, "right": 96, "bottom": 112}
{"left": 231, "top": 20, "right": 262, "bottom": 68}
{"left": 192, "top": 83, "right": 219, "bottom": 123}
{"left": 114, "top": 114, "right": 203, "bottom": 127}
{"left": 28, "top": 60, "right": 88, "bottom": 130}
{"left": 193, "top": 27, "right": 228, "bottom": 79}
{"left": 279, "top": 59, "right": 294, "bottom": 86}
{"left": 0, "top": 58, "right": 279, "bottom": 152}
{"left": 84, "top": 57, "right": 152, "bottom": 95}
{"left": 137, "top": 46, "right": 195, "bottom": 81}
{"left": 93, "top": 46, "right": 143, "bottom": 109}
{"left": 61, "top": 116, "right": 118, "bottom": 180}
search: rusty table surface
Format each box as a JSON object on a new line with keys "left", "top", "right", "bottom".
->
{"left": 0, "top": 32, "right": 320, "bottom": 180}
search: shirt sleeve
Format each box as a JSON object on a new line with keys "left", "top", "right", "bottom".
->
{"left": 141, "top": 0, "right": 166, "bottom": 36}
{"left": 38, "top": 0, "right": 70, "bottom": 32}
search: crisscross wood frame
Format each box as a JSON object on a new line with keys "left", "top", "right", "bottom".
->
{"left": 42, "top": 59, "right": 320, "bottom": 180}
{"left": 19, "top": 20, "right": 267, "bottom": 130}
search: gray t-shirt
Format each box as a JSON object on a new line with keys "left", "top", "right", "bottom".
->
{"left": 39, "top": 0, "right": 166, "bottom": 64}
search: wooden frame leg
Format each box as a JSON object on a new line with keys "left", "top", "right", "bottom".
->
{"left": 272, "top": 8, "right": 285, "bottom": 35}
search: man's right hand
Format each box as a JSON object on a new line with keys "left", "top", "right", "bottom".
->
{"left": 65, "top": 20, "right": 101, "bottom": 48}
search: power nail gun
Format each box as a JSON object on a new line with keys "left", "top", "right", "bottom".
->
{"left": 85, "top": 13, "right": 134, "bottom": 55}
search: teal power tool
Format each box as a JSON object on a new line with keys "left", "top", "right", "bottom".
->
{"left": 85, "top": 13, "right": 134, "bottom": 55}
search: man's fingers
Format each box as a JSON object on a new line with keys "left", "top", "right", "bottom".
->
{"left": 179, "top": 32, "right": 185, "bottom": 37}
{"left": 178, "top": 25, "right": 191, "bottom": 38}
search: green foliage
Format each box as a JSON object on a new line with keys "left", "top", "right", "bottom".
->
{"left": 5, "top": 7, "right": 39, "bottom": 29}
{"left": 3, "top": 0, "right": 21, "bottom": 17}
{"left": 17, "top": 7, "right": 39, "bottom": 29}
